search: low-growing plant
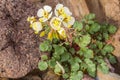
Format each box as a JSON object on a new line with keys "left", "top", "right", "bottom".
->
{"left": 27, "top": 4, "right": 117, "bottom": 80}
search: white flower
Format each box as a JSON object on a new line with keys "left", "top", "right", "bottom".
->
{"left": 58, "top": 28, "right": 66, "bottom": 38}
{"left": 54, "top": 4, "right": 75, "bottom": 28}
{"left": 37, "top": 5, "right": 52, "bottom": 22}
{"left": 27, "top": 16, "right": 36, "bottom": 24}
{"left": 63, "top": 15, "right": 75, "bottom": 28}
{"left": 50, "top": 17, "right": 62, "bottom": 30}
{"left": 31, "top": 22, "right": 42, "bottom": 34}
{"left": 55, "top": 4, "right": 72, "bottom": 18}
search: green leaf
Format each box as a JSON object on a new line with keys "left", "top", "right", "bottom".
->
{"left": 41, "top": 55, "right": 48, "bottom": 61}
{"left": 84, "top": 48, "right": 94, "bottom": 58}
{"left": 79, "top": 34, "right": 91, "bottom": 48}
{"left": 73, "top": 21, "right": 83, "bottom": 31}
{"left": 85, "top": 13, "right": 95, "bottom": 20}
{"left": 98, "top": 62, "right": 109, "bottom": 74}
{"left": 69, "top": 48, "right": 75, "bottom": 54}
{"left": 40, "top": 42, "right": 49, "bottom": 52}
{"left": 54, "top": 64, "right": 62, "bottom": 75}
{"left": 87, "top": 20, "right": 94, "bottom": 24}
{"left": 77, "top": 49, "right": 84, "bottom": 56}
{"left": 53, "top": 45, "right": 66, "bottom": 55}
{"left": 53, "top": 53, "right": 60, "bottom": 60}
{"left": 96, "top": 41, "right": 103, "bottom": 49}
{"left": 85, "top": 25, "right": 90, "bottom": 31}
{"left": 78, "top": 48, "right": 93, "bottom": 58}
{"left": 70, "top": 71, "right": 83, "bottom": 80}
{"left": 84, "top": 58, "right": 93, "bottom": 64}
{"left": 84, "top": 59, "right": 96, "bottom": 77}
{"left": 101, "top": 44, "right": 114, "bottom": 56}
{"left": 38, "top": 61, "right": 48, "bottom": 71}
{"left": 62, "top": 73, "right": 69, "bottom": 79}
{"left": 71, "top": 62, "right": 80, "bottom": 72}
{"left": 95, "top": 57, "right": 105, "bottom": 64}
{"left": 89, "top": 43, "right": 97, "bottom": 50}
{"left": 48, "top": 58, "right": 56, "bottom": 68}
{"left": 103, "top": 32, "right": 109, "bottom": 40}
{"left": 108, "top": 54, "right": 117, "bottom": 64}
{"left": 87, "top": 63, "right": 96, "bottom": 77}
{"left": 39, "top": 40, "right": 52, "bottom": 52}
{"left": 108, "top": 25, "right": 117, "bottom": 34}
{"left": 103, "top": 44, "right": 114, "bottom": 53}
{"left": 80, "top": 63, "right": 87, "bottom": 70}
{"left": 74, "top": 57, "right": 82, "bottom": 63}
{"left": 60, "top": 52, "right": 70, "bottom": 62}
{"left": 89, "top": 23, "right": 100, "bottom": 34}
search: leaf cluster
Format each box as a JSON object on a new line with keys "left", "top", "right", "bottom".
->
{"left": 38, "top": 13, "right": 117, "bottom": 80}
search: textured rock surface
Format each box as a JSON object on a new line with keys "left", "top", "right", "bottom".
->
{"left": 0, "top": 0, "right": 50, "bottom": 78}
{"left": 98, "top": 71, "right": 120, "bottom": 80}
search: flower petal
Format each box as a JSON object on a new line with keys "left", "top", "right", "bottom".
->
{"left": 54, "top": 8, "right": 59, "bottom": 16}
{"left": 48, "top": 12, "right": 53, "bottom": 20}
{"left": 68, "top": 17, "right": 75, "bottom": 25}
{"left": 44, "top": 5, "right": 52, "bottom": 12}
{"left": 39, "top": 17, "right": 48, "bottom": 22}
{"left": 32, "top": 22, "right": 42, "bottom": 33}
{"left": 58, "top": 28, "right": 66, "bottom": 38}
{"left": 50, "top": 17, "right": 61, "bottom": 30}
{"left": 56, "top": 4, "right": 63, "bottom": 10}
{"left": 37, "top": 9, "right": 44, "bottom": 17}
{"left": 64, "top": 7, "right": 72, "bottom": 15}
{"left": 63, "top": 22, "right": 68, "bottom": 27}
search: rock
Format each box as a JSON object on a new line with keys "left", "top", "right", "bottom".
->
{"left": 97, "top": 71, "right": 120, "bottom": 80}
{"left": 85, "top": 0, "right": 106, "bottom": 22}
{"left": 21, "top": 75, "right": 42, "bottom": 80}
{"left": 0, "top": 0, "right": 54, "bottom": 78}
{"left": 42, "top": 70, "right": 60, "bottom": 80}
{"left": 0, "top": 77, "right": 9, "bottom": 80}
{"left": 82, "top": 75, "right": 94, "bottom": 80}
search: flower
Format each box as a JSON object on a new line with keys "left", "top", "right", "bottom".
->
{"left": 55, "top": 4, "right": 75, "bottom": 28}
{"left": 37, "top": 5, "right": 52, "bottom": 22}
{"left": 47, "top": 30, "right": 59, "bottom": 41}
{"left": 63, "top": 15, "right": 75, "bottom": 28}
{"left": 27, "top": 16, "right": 36, "bottom": 24}
{"left": 50, "top": 17, "right": 62, "bottom": 30}
{"left": 55, "top": 4, "right": 72, "bottom": 18}
{"left": 31, "top": 22, "right": 43, "bottom": 34}
{"left": 58, "top": 28, "right": 66, "bottom": 39}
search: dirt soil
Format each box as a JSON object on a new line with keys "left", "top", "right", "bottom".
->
{"left": 0, "top": 0, "right": 120, "bottom": 79}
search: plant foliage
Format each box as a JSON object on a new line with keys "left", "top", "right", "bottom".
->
{"left": 38, "top": 14, "right": 117, "bottom": 79}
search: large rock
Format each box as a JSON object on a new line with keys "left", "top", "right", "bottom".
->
{"left": 0, "top": 0, "right": 57, "bottom": 78}
{"left": 98, "top": 71, "right": 120, "bottom": 80}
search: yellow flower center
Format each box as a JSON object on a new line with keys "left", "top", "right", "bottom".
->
{"left": 52, "top": 19, "right": 61, "bottom": 29}
{"left": 63, "top": 15, "right": 71, "bottom": 23}
{"left": 43, "top": 11, "right": 49, "bottom": 18}
{"left": 58, "top": 7, "right": 64, "bottom": 16}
